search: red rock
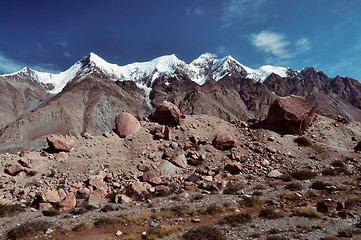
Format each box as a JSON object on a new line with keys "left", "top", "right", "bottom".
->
{"left": 137, "top": 164, "right": 149, "bottom": 172}
{"left": 89, "top": 178, "right": 108, "bottom": 193}
{"left": 88, "top": 189, "right": 106, "bottom": 208}
{"left": 212, "top": 133, "right": 236, "bottom": 150}
{"left": 5, "top": 165, "right": 23, "bottom": 176}
{"left": 115, "top": 194, "right": 132, "bottom": 204}
{"left": 265, "top": 95, "right": 316, "bottom": 135}
{"left": 183, "top": 143, "right": 193, "bottom": 150}
{"left": 58, "top": 189, "right": 67, "bottom": 201}
{"left": 47, "top": 135, "right": 75, "bottom": 152}
{"left": 169, "top": 154, "right": 187, "bottom": 168}
{"left": 152, "top": 101, "right": 181, "bottom": 126}
{"left": 266, "top": 146, "right": 278, "bottom": 154}
{"left": 135, "top": 114, "right": 143, "bottom": 121}
{"left": 39, "top": 202, "right": 53, "bottom": 211}
{"left": 115, "top": 112, "right": 140, "bottom": 138}
{"left": 58, "top": 193, "right": 76, "bottom": 210}
{"left": 19, "top": 150, "right": 30, "bottom": 157}
{"left": 224, "top": 162, "right": 243, "bottom": 175}
{"left": 55, "top": 151, "right": 69, "bottom": 160}
{"left": 42, "top": 189, "right": 60, "bottom": 203}
{"left": 129, "top": 181, "right": 148, "bottom": 196}
{"left": 18, "top": 158, "right": 31, "bottom": 168}
{"left": 164, "top": 126, "right": 173, "bottom": 140}
{"left": 141, "top": 171, "right": 163, "bottom": 185}
{"left": 162, "top": 151, "right": 173, "bottom": 159}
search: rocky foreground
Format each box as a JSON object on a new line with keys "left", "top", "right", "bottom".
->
{"left": 1, "top": 100, "right": 361, "bottom": 240}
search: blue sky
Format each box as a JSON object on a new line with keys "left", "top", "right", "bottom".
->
{"left": 1, "top": 0, "right": 361, "bottom": 80}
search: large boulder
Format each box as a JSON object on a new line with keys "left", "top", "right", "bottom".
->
{"left": 47, "top": 135, "right": 75, "bottom": 152}
{"left": 151, "top": 101, "right": 181, "bottom": 126}
{"left": 115, "top": 112, "right": 140, "bottom": 137}
{"left": 212, "top": 133, "right": 236, "bottom": 150}
{"left": 58, "top": 193, "right": 76, "bottom": 210}
{"left": 264, "top": 95, "right": 316, "bottom": 134}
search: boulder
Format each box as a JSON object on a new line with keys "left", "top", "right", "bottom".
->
{"left": 212, "top": 133, "right": 236, "bottom": 150}
{"left": 115, "top": 194, "right": 132, "bottom": 204}
{"left": 89, "top": 178, "right": 108, "bottom": 193}
{"left": 152, "top": 101, "right": 181, "bottom": 126}
{"left": 169, "top": 154, "right": 187, "bottom": 168}
{"left": 115, "top": 112, "right": 140, "bottom": 137}
{"left": 141, "top": 171, "right": 163, "bottom": 185}
{"left": 224, "top": 162, "right": 243, "bottom": 174}
{"left": 42, "top": 189, "right": 60, "bottom": 203}
{"left": 58, "top": 193, "right": 76, "bottom": 210}
{"left": 39, "top": 203, "right": 53, "bottom": 211}
{"left": 267, "top": 169, "right": 282, "bottom": 178}
{"left": 47, "top": 135, "right": 75, "bottom": 152}
{"left": 5, "top": 165, "right": 23, "bottom": 176}
{"left": 88, "top": 189, "right": 107, "bottom": 208}
{"left": 129, "top": 181, "right": 148, "bottom": 196}
{"left": 264, "top": 95, "right": 316, "bottom": 135}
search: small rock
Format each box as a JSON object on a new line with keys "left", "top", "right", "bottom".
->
{"left": 142, "top": 171, "right": 163, "bottom": 185}
{"left": 115, "top": 231, "right": 123, "bottom": 236}
{"left": 213, "top": 133, "right": 236, "bottom": 150}
{"left": 191, "top": 218, "right": 201, "bottom": 223}
{"left": 5, "top": 165, "right": 23, "bottom": 176}
{"left": 115, "top": 194, "right": 133, "bottom": 204}
{"left": 169, "top": 154, "right": 187, "bottom": 168}
{"left": 129, "top": 181, "right": 148, "bottom": 196}
{"left": 47, "top": 135, "right": 75, "bottom": 152}
{"left": 267, "top": 169, "right": 282, "bottom": 178}
{"left": 88, "top": 189, "right": 107, "bottom": 208}
{"left": 224, "top": 162, "right": 243, "bottom": 174}
{"left": 42, "top": 189, "right": 60, "bottom": 203}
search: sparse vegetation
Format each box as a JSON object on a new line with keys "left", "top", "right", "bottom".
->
{"left": 72, "top": 221, "right": 92, "bottom": 232}
{"left": 321, "top": 168, "right": 338, "bottom": 176}
{"left": 7, "top": 220, "right": 53, "bottom": 240}
{"left": 294, "top": 136, "right": 312, "bottom": 147}
{"left": 285, "top": 182, "right": 303, "bottom": 191}
{"left": 183, "top": 225, "right": 226, "bottom": 240}
{"left": 94, "top": 217, "right": 120, "bottom": 227}
{"left": 311, "top": 181, "right": 330, "bottom": 190}
{"left": 223, "top": 182, "right": 244, "bottom": 195}
{"left": 218, "top": 213, "right": 252, "bottom": 227}
{"left": 42, "top": 208, "right": 60, "bottom": 216}
{"left": 293, "top": 207, "right": 320, "bottom": 218}
{"left": 258, "top": 207, "right": 284, "bottom": 219}
{"left": 240, "top": 196, "right": 264, "bottom": 207}
{"left": 282, "top": 191, "right": 299, "bottom": 201}
{"left": 146, "top": 226, "right": 182, "bottom": 240}
{"left": 0, "top": 204, "right": 25, "bottom": 218}
{"left": 291, "top": 170, "right": 316, "bottom": 180}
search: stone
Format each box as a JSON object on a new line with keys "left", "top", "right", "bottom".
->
{"left": 115, "top": 112, "right": 140, "bottom": 137}
{"left": 115, "top": 231, "right": 123, "bottom": 236}
{"left": 88, "top": 189, "right": 107, "bottom": 208}
{"left": 55, "top": 151, "right": 69, "bottom": 160}
{"left": 18, "top": 158, "right": 31, "bottom": 168}
{"left": 354, "top": 141, "right": 361, "bottom": 151}
{"left": 89, "top": 178, "right": 108, "bottom": 193}
{"left": 42, "top": 189, "right": 60, "bottom": 203}
{"left": 141, "top": 171, "right": 163, "bottom": 185}
{"left": 169, "top": 154, "right": 187, "bottom": 168}
{"left": 58, "top": 192, "right": 76, "bottom": 210}
{"left": 224, "top": 162, "right": 243, "bottom": 175}
{"left": 115, "top": 194, "right": 132, "bottom": 204}
{"left": 158, "top": 160, "right": 181, "bottom": 177}
{"left": 212, "top": 133, "right": 236, "bottom": 150}
{"left": 267, "top": 169, "right": 282, "bottom": 178}
{"left": 264, "top": 95, "right": 316, "bottom": 135}
{"left": 5, "top": 165, "right": 23, "bottom": 176}
{"left": 164, "top": 126, "right": 174, "bottom": 140}
{"left": 47, "top": 135, "right": 75, "bottom": 152}
{"left": 129, "top": 181, "right": 148, "bottom": 196}
{"left": 19, "top": 150, "right": 30, "bottom": 157}
{"left": 152, "top": 101, "right": 181, "bottom": 126}
{"left": 162, "top": 151, "right": 173, "bottom": 159}
{"left": 266, "top": 146, "right": 278, "bottom": 154}
{"left": 39, "top": 202, "right": 53, "bottom": 211}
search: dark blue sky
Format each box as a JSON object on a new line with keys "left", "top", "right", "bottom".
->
{"left": 1, "top": 0, "right": 361, "bottom": 80}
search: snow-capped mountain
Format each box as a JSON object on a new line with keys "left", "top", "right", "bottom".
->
{"left": 1, "top": 52, "right": 290, "bottom": 94}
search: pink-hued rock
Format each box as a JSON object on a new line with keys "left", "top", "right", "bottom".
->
{"left": 88, "top": 189, "right": 107, "bottom": 208}
{"left": 265, "top": 95, "right": 316, "bottom": 135}
{"left": 169, "top": 154, "right": 187, "bottom": 168}
{"left": 129, "top": 181, "right": 148, "bottom": 196}
{"left": 58, "top": 192, "right": 76, "bottom": 210}
{"left": 152, "top": 101, "right": 181, "bottom": 126}
{"left": 47, "top": 135, "right": 75, "bottom": 152}
{"left": 212, "top": 133, "right": 236, "bottom": 150}
{"left": 5, "top": 165, "right": 23, "bottom": 176}
{"left": 55, "top": 151, "right": 69, "bottom": 160}
{"left": 224, "top": 162, "right": 243, "bottom": 175}
{"left": 141, "top": 171, "right": 163, "bottom": 185}
{"left": 42, "top": 189, "right": 60, "bottom": 203}
{"left": 39, "top": 202, "right": 53, "bottom": 211}
{"left": 18, "top": 158, "right": 31, "bottom": 168}
{"left": 115, "top": 112, "right": 140, "bottom": 137}
{"left": 89, "top": 178, "right": 108, "bottom": 193}
{"left": 115, "top": 194, "right": 132, "bottom": 204}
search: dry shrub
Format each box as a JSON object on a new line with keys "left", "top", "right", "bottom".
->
{"left": 0, "top": 204, "right": 25, "bottom": 218}
{"left": 94, "top": 217, "right": 120, "bottom": 227}
{"left": 240, "top": 196, "right": 264, "bottom": 207}
{"left": 218, "top": 213, "right": 252, "bottom": 227}
{"left": 311, "top": 181, "right": 330, "bottom": 190}
{"left": 258, "top": 208, "right": 284, "bottom": 219}
{"left": 291, "top": 170, "right": 316, "bottom": 180}
{"left": 294, "top": 136, "right": 312, "bottom": 147}
{"left": 285, "top": 182, "right": 303, "bottom": 191}
{"left": 223, "top": 182, "right": 244, "bottom": 195}
{"left": 71, "top": 221, "right": 92, "bottom": 232}
{"left": 7, "top": 220, "right": 52, "bottom": 240}
{"left": 183, "top": 225, "right": 226, "bottom": 240}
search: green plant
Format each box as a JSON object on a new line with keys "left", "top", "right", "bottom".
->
{"left": 218, "top": 213, "right": 252, "bottom": 227}
{"left": 294, "top": 136, "right": 312, "bottom": 147}
{"left": 72, "top": 221, "right": 92, "bottom": 232}
{"left": 183, "top": 225, "right": 226, "bottom": 240}
{"left": 291, "top": 170, "right": 316, "bottom": 180}
{"left": 7, "top": 220, "right": 52, "bottom": 240}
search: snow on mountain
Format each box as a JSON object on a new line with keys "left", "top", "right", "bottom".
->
{"left": 1, "top": 52, "right": 291, "bottom": 95}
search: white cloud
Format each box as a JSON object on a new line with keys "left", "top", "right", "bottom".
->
{"left": 186, "top": 6, "right": 205, "bottom": 17}
{"left": 0, "top": 52, "right": 24, "bottom": 74}
{"left": 250, "top": 30, "right": 292, "bottom": 60}
{"left": 58, "top": 39, "right": 69, "bottom": 48}
{"left": 216, "top": 46, "right": 227, "bottom": 55}
{"left": 296, "top": 37, "right": 311, "bottom": 53}
{"left": 63, "top": 51, "right": 71, "bottom": 58}
{"left": 222, "top": 0, "right": 266, "bottom": 27}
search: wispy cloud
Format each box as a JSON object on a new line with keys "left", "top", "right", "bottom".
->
{"left": 0, "top": 52, "right": 24, "bottom": 74}
{"left": 216, "top": 46, "right": 227, "bottom": 55}
{"left": 58, "top": 39, "right": 69, "bottom": 48}
{"left": 186, "top": 6, "right": 205, "bottom": 17}
{"left": 222, "top": 0, "right": 266, "bottom": 27}
{"left": 250, "top": 30, "right": 312, "bottom": 65}
{"left": 63, "top": 51, "right": 71, "bottom": 58}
